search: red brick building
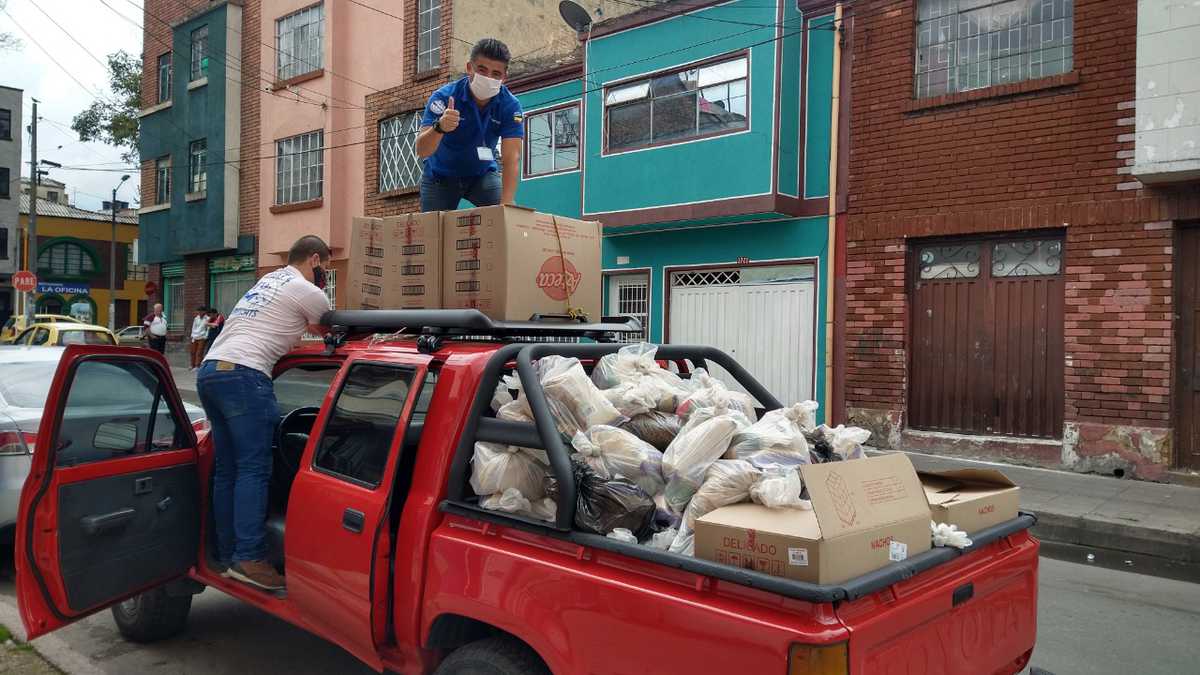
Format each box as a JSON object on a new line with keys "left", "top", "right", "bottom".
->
{"left": 840, "top": 0, "right": 1200, "bottom": 479}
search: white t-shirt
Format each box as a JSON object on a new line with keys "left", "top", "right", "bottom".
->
{"left": 205, "top": 266, "right": 330, "bottom": 375}
{"left": 191, "top": 315, "right": 209, "bottom": 341}
{"left": 146, "top": 315, "right": 168, "bottom": 337}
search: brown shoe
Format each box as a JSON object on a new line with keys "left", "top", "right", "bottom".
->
{"left": 226, "top": 560, "right": 286, "bottom": 592}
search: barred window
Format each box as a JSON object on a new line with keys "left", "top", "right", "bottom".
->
{"left": 379, "top": 111, "right": 422, "bottom": 193}
{"left": 277, "top": 4, "right": 324, "bottom": 81}
{"left": 417, "top": 0, "right": 441, "bottom": 73}
{"left": 190, "top": 26, "right": 209, "bottom": 81}
{"left": 915, "top": 0, "right": 1073, "bottom": 98}
{"left": 155, "top": 156, "right": 171, "bottom": 205}
{"left": 157, "top": 52, "right": 172, "bottom": 103}
{"left": 188, "top": 139, "right": 207, "bottom": 194}
{"left": 276, "top": 130, "right": 324, "bottom": 204}
{"left": 38, "top": 241, "right": 97, "bottom": 278}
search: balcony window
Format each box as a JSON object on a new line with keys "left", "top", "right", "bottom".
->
{"left": 604, "top": 54, "right": 748, "bottom": 153}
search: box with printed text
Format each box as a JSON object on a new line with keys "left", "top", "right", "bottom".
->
{"left": 382, "top": 212, "right": 442, "bottom": 309}
{"left": 920, "top": 469, "right": 1020, "bottom": 534}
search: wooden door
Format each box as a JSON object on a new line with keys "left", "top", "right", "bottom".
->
{"left": 1175, "top": 227, "right": 1200, "bottom": 469}
{"left": 909, "top": 236, "right": 1064, "bottom": 438}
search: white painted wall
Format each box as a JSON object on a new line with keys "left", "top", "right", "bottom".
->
{"left": 1134, "top": 0, "right": 1200, "bottom": 183}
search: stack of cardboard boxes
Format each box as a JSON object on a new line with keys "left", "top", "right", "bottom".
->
{"left": 346, "top": 205, "right": 602, "bottom": 321}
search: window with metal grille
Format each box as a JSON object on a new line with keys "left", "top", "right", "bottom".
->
{"left": 210, "top": 270, "right": 255, "bottom": 317}
{"left": 604, "top": 54, "right": 748, "bottom": 153}
{"left": 165, "top": 276, "right": 186, "bottom": 332}
{"left": 379, "top": 111, "right": 421, "bottom": 193}
{"left": 157, "top": 52, "right": 172, "bottom": 103}
{"left": 915, "top": 0, "right": 1073, "bottom": 98}
{"left": 671, "top": 269, "right": 741, "bottom": 287}
{"left": 276, "top": 130, "right": 324, "bottom": 204}
{"left": 155, "top": 156, "right": 171, "bottom": 205}
{"left": 38, "top": 241, "right": 97, "bottom": 278}
{"left": 276, "top": 4, "right": 323, "bottom": 81}
{"left": 525, "top": 104, "right": 580, "bottom": 176}
{"left": 189, "top": 139, "right": 207, "bottom": 194}
{"left": 607, "top": 272, "right": 650, "bottom": 342}
{"left": 190, "top": 26, "right": 209, "bottom": 81}
{"left": 417, "top": 0, "right": 441, "bottom": 73}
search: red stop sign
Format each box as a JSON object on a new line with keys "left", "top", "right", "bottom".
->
{"left": 144, "top": 281, "right": 158, "bottom": 296}
{"left": 12, "top": 270, "right": 37, "bottom": 294}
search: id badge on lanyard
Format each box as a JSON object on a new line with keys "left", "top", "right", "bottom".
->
{"left": 471, "top": 103, "right": 495, "bottom": 161}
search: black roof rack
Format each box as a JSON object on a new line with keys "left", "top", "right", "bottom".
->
{"left": 319, "top": 309, "right": 643, "bottom": 354}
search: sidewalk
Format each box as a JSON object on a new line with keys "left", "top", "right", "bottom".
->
{"left": 894, "top": 449, "right": 1200, "bottom": 581}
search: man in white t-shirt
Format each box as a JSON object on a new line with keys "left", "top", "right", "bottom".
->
{"left": 142, "top": 303, "right": 168, "bottom": 353}
{"left": 197, "top": 235, "right": 332, "bottom": 592}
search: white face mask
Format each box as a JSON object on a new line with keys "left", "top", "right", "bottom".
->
{"left": 470, "top": 72, "right": 503, "bottom": 100}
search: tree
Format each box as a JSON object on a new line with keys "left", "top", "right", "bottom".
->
{"left": 0, "top": 1, "right": 22, "bottom": 53}
{"left": 71, "top": 51, "right": 141, "bottom": 163}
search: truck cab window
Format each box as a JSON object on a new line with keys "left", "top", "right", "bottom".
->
{"left": 274, "top": 364, "right": 340, "bottom": 414}
{"left": 313, "top": 363, "right": 415, "bottom": 487}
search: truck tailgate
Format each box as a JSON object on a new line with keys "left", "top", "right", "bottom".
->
{"left": 835, "top": 530, "right": 1039, "bottom": 675}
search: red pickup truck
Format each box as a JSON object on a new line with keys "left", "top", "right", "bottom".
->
{"left": 14, "top": 310, "right": 1040, "bottom": 674}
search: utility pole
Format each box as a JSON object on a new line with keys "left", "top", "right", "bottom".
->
{"left": 109, "top": 175, "right": 130, "bottom": 331}
{"left": 24, "top": 98, "right": 37, "bottom": 325}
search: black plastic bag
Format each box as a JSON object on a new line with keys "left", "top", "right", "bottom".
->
{"left": 547, "top": 460, "right": 656, "bottom": 539}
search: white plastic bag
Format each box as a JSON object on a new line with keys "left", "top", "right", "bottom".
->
{"left": 932, "top": 521, "right": 973, "bottom": 549}
{"left": 675, "top": 370, "right": 758, "bottom": 422}
{"left": 823, "top": 424, "right": 872, "bottom": 460}
{"left": 683, "top": 459, "right": 762, "bottom": 528}
{"left": 602, "top": 379, "right": 660, "bottom": 418}
{"left": 470, "top": 442, "right": 548, "bottom": 499}
{"left": 646, "top": 527, "right": 677, "bottom": 551}
{"left": 750, "top": 469, "right": 813, "bottom": 510}
{"left": 728, "top": 402, "right": 817, "bottom": 466}
{"left": 661, "top": 410, "right": 747, "bottom": 513}
{"left": 668, "top": 521, "right": 695, "bottom": 556}
{"left": 496, "top": 397, "right": 533, "bottom": 423}
{"left": 538, "top": 356, "right": 627, "bottom": 437}
{"left": 571, "top": 426, "right": 666, "bottom": 497}
{"left": 480, "top": 487, "right": 556, "bottom": 523}
{"left": 606, "top": 528, "right": 638, "bottom": 544}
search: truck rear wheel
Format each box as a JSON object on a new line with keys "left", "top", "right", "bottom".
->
{"left": 111, "top": 586, "right": 193, "bottom": 643}
{"left": 435, "top": 636, "right": 550, "bottom": 675}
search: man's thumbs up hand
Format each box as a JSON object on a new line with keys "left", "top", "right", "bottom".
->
{"left": 440, "top": 96, "right": 460, "bottom": 132}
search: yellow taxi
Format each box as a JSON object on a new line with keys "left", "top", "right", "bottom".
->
{"left": 0, "top": 314, "right": 82, "bottom": 344}
{"left": 10, "top": 322, "right": 117, "bottom": 347}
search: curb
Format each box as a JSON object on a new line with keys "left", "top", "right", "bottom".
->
{"left": 0, "top": 596, "right": 104, "bottom": 675}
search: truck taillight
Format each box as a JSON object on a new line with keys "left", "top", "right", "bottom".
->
{"left": 192, "top": 418, "right": 210, "bottom": 435}
{"left": 788, "top": 643, "right": 848, "bottom": 675}
{"left": 0, "top": 431, "right": 36, "bottom": 456}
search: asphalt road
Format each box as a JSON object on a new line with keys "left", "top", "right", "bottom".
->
{"left": 0, "top": 557, "right": 1196, "bottom": 674}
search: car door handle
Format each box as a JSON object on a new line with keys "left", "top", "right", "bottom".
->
{"left": 342, "top": 508, "right": 365, "bottom": 534}
{"left": 81, "top": 508, "right": 136, "bottom": 536}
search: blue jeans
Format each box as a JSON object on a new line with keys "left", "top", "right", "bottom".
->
{"left": 196, "top": 361, "right": 279, "bottom": 564}
{"left": 419, "top": 170, "right": 502, "bottom": 211}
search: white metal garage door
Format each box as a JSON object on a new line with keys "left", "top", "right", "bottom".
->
{"left": 669, "top": 270, "right": 816, "bottom": 406}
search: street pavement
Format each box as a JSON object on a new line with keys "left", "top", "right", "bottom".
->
{"left": 1, "top": 557, "right": 1197, "bottom": 674}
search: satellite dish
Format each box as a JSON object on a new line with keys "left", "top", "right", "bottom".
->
{"left": 559, "top": 0, "right": 593, "bottom": 32}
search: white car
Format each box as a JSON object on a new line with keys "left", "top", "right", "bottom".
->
{"left": 0, "top": 346, "right": 206, "bottom": 533}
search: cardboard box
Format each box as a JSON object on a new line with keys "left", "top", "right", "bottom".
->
{"left": 382, "top": 212, "right": 442, "bottom": 309}
{"left": 920, "top": 469, "right": 1020, "bottom": 534}
{"left": 344, "top": 217, "right": 389, "bottom": 310}
{"left": 442, "top": 205, "right": 602, "bottom": 322}
{"left": 695, "top": 454, "right": 932, "bottom": 585}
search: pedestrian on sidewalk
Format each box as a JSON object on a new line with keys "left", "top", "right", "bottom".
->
{"left": 142, "top": 303, "right": 168, "bottom": 354}
{"left": 189, "top": 306, "right": 209, "bottom": 369}
{"left": 197, "top": 235, "right": 331, "bottom": 593}
{"left": 203, "top": 307, "right": 224, "bottom": 357}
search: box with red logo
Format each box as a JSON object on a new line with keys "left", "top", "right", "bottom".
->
{"left": 382, "top": 212, "right": 442, "bottom": 309}
{"left": 920, "top": 469, "right": 1019, "bottom": 535}
{"left": 344, "top": 217, "right": 390, "bottom": 309}
{"left": 694, "top": 454, "right": 932, "bottom": 585}
{"left": 441, "top": 205, "right": 602, "bottom": 322}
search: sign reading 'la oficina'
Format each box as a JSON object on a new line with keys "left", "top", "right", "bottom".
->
{"left": 36, "top": 281, "right": 90, "bottom": 295}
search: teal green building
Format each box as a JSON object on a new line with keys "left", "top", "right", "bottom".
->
{"left": 509, "top": 1, "right": 837, "bottom": 409}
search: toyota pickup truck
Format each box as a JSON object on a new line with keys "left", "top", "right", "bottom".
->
{"left": 14, "top": 310, "right": 1040, "bottom": 674}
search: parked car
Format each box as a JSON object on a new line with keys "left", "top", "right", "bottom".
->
{"left": 11, "top": 322, "right": 117, "bottom": 347}
{"left": 12, "top": 312, "right": 1039, "bottom": 674}
{"left": 0, "top": 314, "right": 81, "bottom": 344}
{"left": 115, "top": 325, "right": 146, "bottom": 346}
{"left": 0, "top": 346, "right": 206, "bottom": 537}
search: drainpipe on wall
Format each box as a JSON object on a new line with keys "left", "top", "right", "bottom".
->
{"left": 824, "top": 3, "right": 843, "bottom": 422}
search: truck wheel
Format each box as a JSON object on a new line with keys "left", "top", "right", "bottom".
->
{"left": 435, "top": 636, "right": 550, "bottom": 675}
{"left": 110, "top": 587, "right": 193, "bottom": 643}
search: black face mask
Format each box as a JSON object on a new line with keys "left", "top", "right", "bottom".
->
{"left": 312, "top": 264, "right": 327, "bottom": 290}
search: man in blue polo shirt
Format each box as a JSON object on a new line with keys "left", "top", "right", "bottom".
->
{"left": 416, "top": 38, "right": 524, "bottom": 211}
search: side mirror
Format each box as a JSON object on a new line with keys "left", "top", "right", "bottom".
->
{"left": 93, "top": 421, "right": 139, "bottom": 453}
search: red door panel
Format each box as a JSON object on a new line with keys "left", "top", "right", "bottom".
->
{"left": 16, "top": 345, "right": 199, "bottom": 639}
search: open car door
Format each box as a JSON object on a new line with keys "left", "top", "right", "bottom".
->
{"left": 16, "top": 345, "right": 200, "bottom": 639}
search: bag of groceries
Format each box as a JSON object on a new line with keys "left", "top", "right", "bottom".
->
{"left": 675, "top": 370, "right": 758, "bottom": 422}
{"left": 728, "top": 402, "right": 819, "bottom": 469}
{"left": 470, "top": 442, "right": 549, "bottom": 500}
{"left": 537, "top": 356, "right": 627, "bottom": 437}
{"left": 480, "top": 487, "right": 557, "bottom": 522}
{"left": 602, "top": 379, "right": 660, "bottom": 418}
{"left": 570, "top": 426, "right": 665, "bottom": 497}
{"left": 750, "top": 469, "right": 812, "bottom": 510}
{"left": 620, "top": 410, "right": 683, "bottom": 451}
{"left": 661, "top": 403, "right": 752, "bottom": 513}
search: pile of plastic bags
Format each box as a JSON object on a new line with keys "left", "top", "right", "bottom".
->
{"left": 474, "top": 343, "right": 876, "bottom": 554}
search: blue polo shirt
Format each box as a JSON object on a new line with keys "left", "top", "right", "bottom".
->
{"left": 421, "top": 76, "right": 524, "bottom": 179}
